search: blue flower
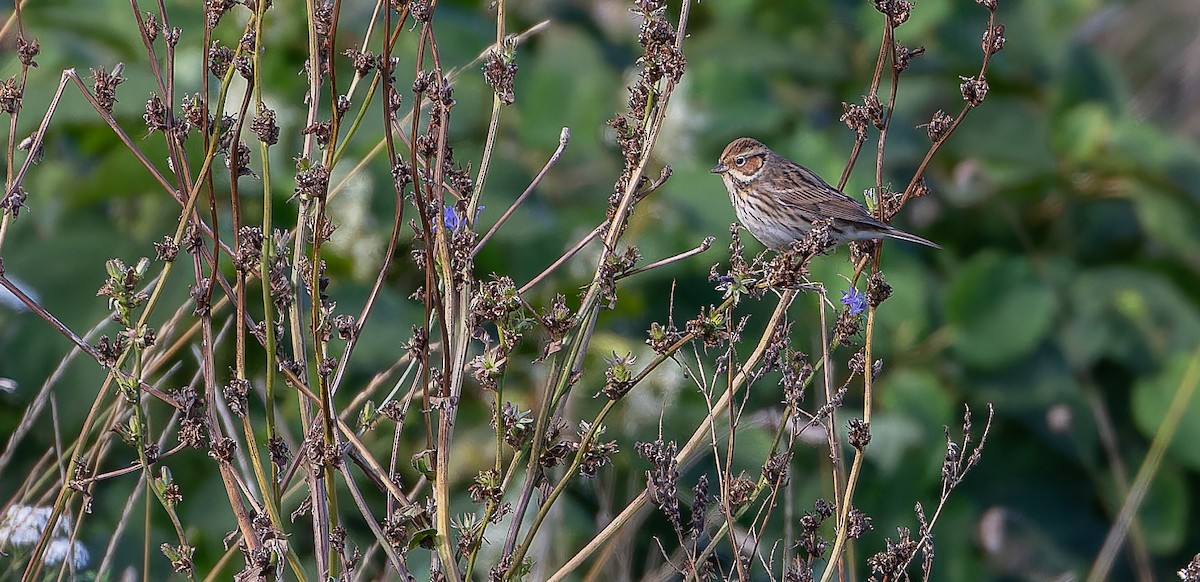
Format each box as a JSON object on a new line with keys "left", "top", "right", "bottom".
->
{"left": 442, "top": 205, "right": 464, "bottom": 231}
{"left": 841, "top": 287, "right": 866, "bottom": 315}
{"left": 437, "top": 204, "right": 484, "bottom": 232}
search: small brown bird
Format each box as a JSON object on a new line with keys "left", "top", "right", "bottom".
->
{"left": 711, "top": 137, "right": 940, "bottom": 250}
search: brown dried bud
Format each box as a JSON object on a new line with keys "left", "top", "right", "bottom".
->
{"left": 960, "top": 76, "right": 989, "bottom": 106}
{"left": 982, "top": 24, "right": 1006, "bottom": 55}
{"left": 894, "top": 43, "right": 925, "bottom": 72}
{"left": 17, "top": 36, "right": 39, "bottom": 68}
{"left": 925, "top": 109, "right": 953, "bottom": 142}
{"left": 483, "top": 49, "right": 518, "bottom": 105}
{"left": 848, "top": 418, "right": 872, "bottom": 449}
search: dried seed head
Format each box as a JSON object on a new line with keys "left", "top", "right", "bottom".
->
{"left": 894, "top": 43, "right": 924, "bottom": 72}
{"left": 483, "top": 49, "right": 518, "bottom": 105}
{"left": 983, "top": 23, "right": 1006, "bottom": 55}
{"left": 251, "top": 107, "right": 280, "bottom": 145}
{"left": 848, "top": 418, "right": 872, "bottom": 449}
{"left": 142, "top": 12, "right": 159, "bottom": 42}
{"left": 960, "top": 76, "right": 989, "bottom": 106}
{"left": 0, "top": 77, "right": 20, "bottom": 115}
{"left": 17, "top": 36, "right": 39, "bottom": 68}
{"left": 144, "top": 93, "right": 168, "bottom": 132}
{"left": 91, "top": 64, "right": 126, "bottom": 113}
{"left": 208, "top": 43, "right": 234, "bottom": 78}
{"left": 875, "top": 0, "right": 913, "bottom": 26}
{"left": 924, "top": 109, "right": 954, "bottom": 142}
{"left": 867, "top": 272, "right": 893, "bottom": 307}
{"left": 846, "top": 507, "right": 874, "bottom": 539}
{"left": 344, "top": 49, "right": 377, "bottom": 76}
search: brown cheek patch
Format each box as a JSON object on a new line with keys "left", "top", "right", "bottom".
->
{"left": 742, "top": 155, "right": 764, "bottom": 175}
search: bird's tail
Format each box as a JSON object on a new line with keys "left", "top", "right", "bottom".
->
{"left": 884, "top": 228, "right": 942, "bottom": 249}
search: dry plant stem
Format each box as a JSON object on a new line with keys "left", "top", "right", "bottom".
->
{"left": 225, "top": 76, "right": 284, "bottom": 553}
{"left": 814, "top": 285, "right": 846, "bottom": 581}
{"left": 819, "top": 307, "right": 877, "bottom": 582}
{"left": 894, "top": 404, "right": 993, "bottom": 578}
{"left": 518, "top": 224, "right": 605, "bottom": 295}
{"left": 875, "top": 19, "right": 899, "bottom": 221}
{"left": 408, "top": 17, "right": 439, "bottom": 464}
{"left": 0, "top": 317, "right": 103, "bottom": 476}
{"left": 547, "top": 290, "right": 797, "bottom": 582}
{"left": 473, "top": 127, "right": 571, "bottom": 257}
{"left": 193, "top": 61, "right": 269, "bottom": 575}
{"left": 0, "top": 275, "right": 103, "bottom": 362}
{"left": 0, "top": 69, "right": 71, "bottom": 254}
{"left": 342, "top": 462, "right": 412, "bottom": 576}
{"left": 512, "top": 325, "right": 708, "bottom": 572}
{"left": 311, "top": 181, "right": 341, "bottom": 580}
{"left": 251, "top": 0, "right": 285, "bottom": 515}
{"left": 815, "top": 23, "right": 896, "bottom": 574}
{"left": 0, "top": 15, "right": 33, "bottom": 253}
{"left": 713, "top": 311, "right": 754, "bottom": 581}
{"left": 686, "top": 336, "right": 832, "bottom": 580}
{"left": 297, "top": 0, "right": 338, "bottom": 573}
{"left": 838, "top": 18, "right": 904, "bottom": 580}
{"left": 25, "top": 34, "right": 258, "bottom": 579}
{"left": 447, "top": 4, "right": 511, "bottom": 567}
{"left": 330, "top": 12, "right": 415, "bottom": 404}
{"left": 506, "top": 4, "right": 694, "bottom": 559}
{"left": 317, "top": 0, "right": 353, "bottom": 568}
{"left": 468, "top": 0, "right": 506, "bottom": 223}
{"left": 898, "top": 8, "right": 997, "bottom": 207}
{"left": 615, "top": 236, "right": 715, "bottom": 281}
{"left": 835, "top": 25, "right": 890, "bottom": 191}
{"left": 0, "top": 9, "right": 25, "bottom": 181}
{"left": 1081, "top": 385, "right": 1153, "bottom": 582}
{"left": 1088, "top": 346, "right": 1200, "bottom": 581}
{"left": 405, "top": 9, "right": 470, "bottom": 578}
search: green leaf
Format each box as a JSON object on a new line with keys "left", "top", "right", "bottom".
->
{"left": 880, "top": 369, "right": 954, "bottom": 429}
{"left": 1136, "top": 461, "right": 1188, "bottom": 554}
{"left": 947, "top": 252, "right": 1058, "bottom": 369}
{"left": 1051, "top": 103, "right": 1113, "bottom": 162}
{"left": 1065, "top": 268, "right": 1200, "bottom": 366}
{"left": 1132, "top": 353, "right": 1200, "bottom": 471}
{"left": 863, "top": 412, "right": 925, "bottom": 476}
{"left": 871, "top": 256, "right": 933, "bottom": 351}
{"left": 407, "top": 528, "right": 439, "bottom": 552}
{"left": 1131, "top": 183, "right": 1200, "bottom": 257}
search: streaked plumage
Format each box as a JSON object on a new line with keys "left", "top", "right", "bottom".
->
{"left": 711, "top": 137, "right": 940, "bottom": 250}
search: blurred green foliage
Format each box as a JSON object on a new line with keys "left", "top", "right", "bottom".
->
{"left": 3, "top": 0, "right": 1200, "bottom": 579}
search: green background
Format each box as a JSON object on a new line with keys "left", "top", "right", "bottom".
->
{"left": 3, "top": 0, "right": 1200, "bottom": 579}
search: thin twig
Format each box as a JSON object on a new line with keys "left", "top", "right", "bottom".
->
{"left": 472, "top": 127, "right": 571, "bottom": 257}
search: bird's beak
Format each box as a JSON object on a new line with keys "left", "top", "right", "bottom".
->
{"left": 710, "top": 162, "right": 727, "bottom": 174}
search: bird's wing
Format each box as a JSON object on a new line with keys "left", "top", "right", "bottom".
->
{"left": 771, "top": 165, "right": 892, "bottom": 228}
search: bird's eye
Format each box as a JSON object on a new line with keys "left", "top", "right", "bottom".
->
{"left": 734, "top": 156, "right": 746, "bottom": 166}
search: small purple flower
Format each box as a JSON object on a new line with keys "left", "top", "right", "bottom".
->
{"left": 437, "top": 204, "right": 484, "bottom": 232}
{"left": 841, "top": 288, "right": 866, "bottom": 315}
{"left": 442, "top": 205, "right": 464, "bottom": 230}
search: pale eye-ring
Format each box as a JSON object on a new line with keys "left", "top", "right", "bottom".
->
{"left": 734, "top": 156, "right": 746, "bottom": 166}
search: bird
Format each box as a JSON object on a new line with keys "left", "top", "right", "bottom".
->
{"left": 711, "top": 137, "right": 940, "bottom": 250}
